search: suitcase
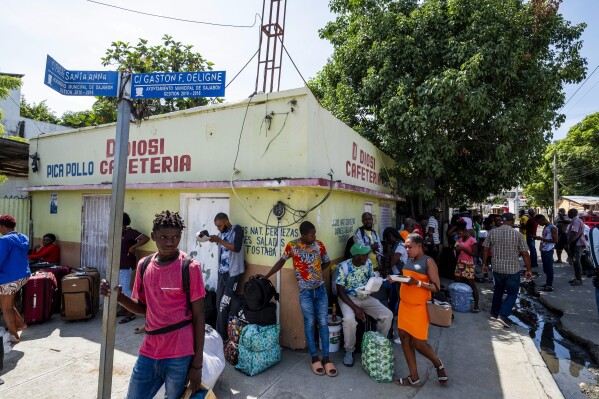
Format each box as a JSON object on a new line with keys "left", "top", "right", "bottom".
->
{"left": 61, "top": 268, "right": 100, "bottom": 321}
{"left": 23, "top": 272, "right": 57, "bottom": 324}
{"left": 39, "top": 265, "right": 70, "bottom": 313}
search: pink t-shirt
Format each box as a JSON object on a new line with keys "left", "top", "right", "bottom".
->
{"left": 132, "top": 252, "right": 205, "bottom": 360}
{"left": 457, "top": 236, "right": 477, "bottom": 263}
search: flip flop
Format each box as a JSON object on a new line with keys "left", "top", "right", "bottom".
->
{"left": 311, "top": 360, "right": 325, "bottom": 376}
{"left": 119, "top": 315, "right": 136, "bottom": 324}
{"left": 323, "top": 361, "right": 338, "bottom": 377}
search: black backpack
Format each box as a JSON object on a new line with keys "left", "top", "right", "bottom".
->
{"left": 244, "top": 277, "right": 279, "bottom": 311}
{"left": 344, "top": 227, "right": 367, "bottom": 260}
{"left": 138, "top": 253, "right": 193, "bottom": 335}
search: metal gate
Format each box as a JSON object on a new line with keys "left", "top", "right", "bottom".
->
{"left": 81, "top": 194, "right": 110, "bottom": 278}
{"left": 0, "top": 196, "right": 31, "bottom": 239}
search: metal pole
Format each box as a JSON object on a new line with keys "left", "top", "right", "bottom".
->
{"left": 276, "top": 220, "right": 282, "bottom": 323}
{"left": 98, "top": 72, "right": 132, "bottom": 399}
{"left": 553, "top": 150, "right": 558, "bottom": 222}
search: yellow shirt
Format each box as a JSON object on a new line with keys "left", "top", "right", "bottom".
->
{"left": 364, "top": 230, "right": 378, "bottom": 268}
{"left": 519, "top": 216, "right": 528, "bottom": 239}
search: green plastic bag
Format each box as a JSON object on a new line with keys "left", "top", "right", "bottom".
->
{"left": 361, "top": 331, "right": 393, "bottom": 382}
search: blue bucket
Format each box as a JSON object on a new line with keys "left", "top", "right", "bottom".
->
{"left": 449, "top": 282, "right": 473, "bottom": 313}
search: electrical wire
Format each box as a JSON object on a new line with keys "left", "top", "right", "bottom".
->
{"left": 232, "top": 93, "right": 255, "bottom": 172}
{"left": 260, "top": 112, "right": 289, "bottom": 158}
{"left": 225, "top": 50, "right": 259, "bottom": 90}
{"left": 562, "top": 77, "right": 599, "bottom": 116}
{"left": 561, "top": 63, "right": 599, "bottom": 111}
{"left": 86, "top": 0, "right": 261, "bottom": 28}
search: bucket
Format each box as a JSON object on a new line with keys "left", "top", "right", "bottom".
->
{"left": 320, "top": 315, "right": 343, "bottom": 352}
{"left": 449, "top": 282, "right": 473, "bottom": 313}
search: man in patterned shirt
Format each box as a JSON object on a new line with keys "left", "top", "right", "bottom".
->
{"left": 260, "top": 221, "right": 337, "bottom": 377}
{"left": 336, "top": 243, "right": 393, "bottom": 367}
{"left": 482, "top": 212, "right": 532, "bottom": 328}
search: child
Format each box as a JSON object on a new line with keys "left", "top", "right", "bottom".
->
{"left": 100, "top": 211, "right": 207, "bottom": 398}
{"left": 259, "top": 221, "right": 337, "bottom": 377}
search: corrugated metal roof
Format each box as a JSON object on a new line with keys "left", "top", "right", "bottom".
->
{"left": 561, "top": 196, "right": 599, "bottom": 205}
{"left": 0, "top": 137, "right": 29, "bottom": 177}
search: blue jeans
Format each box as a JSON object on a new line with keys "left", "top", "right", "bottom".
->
{"left": 299, "top": 284, "right": 329, "bottom": 358}
{"left": 540, "top": 250, "right": 554, "bottom": 287}
{"left": 527, "top": 236, "right": 539, "bottom": 269}
{"left": 491, "top": 271, "right": 520, "bottom": 318}
{"left": 126, "top": 355, "right": 207, "bottom": 399}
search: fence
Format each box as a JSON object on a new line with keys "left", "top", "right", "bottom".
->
{"left": 0, "top": 196, "right": 31, "bottom": 240}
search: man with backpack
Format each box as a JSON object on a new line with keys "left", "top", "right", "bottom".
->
{"left": 336, "top": 243, "right": 393, "bottom": 367}
{"left": 354, "top": 212, "right": 383, "bottom": 270}
{"left": 258, "top": 221, "right": 337, "bottom": 377}
{"left": 208, "top": 213, "right": 245, "bottom": 339}
{"left": 100, "top": 211, "right": 207, "bottom": 398}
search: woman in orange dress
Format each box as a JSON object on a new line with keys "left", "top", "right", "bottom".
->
{"left": 394, "top": 233, "right": 448, "bottom": 386}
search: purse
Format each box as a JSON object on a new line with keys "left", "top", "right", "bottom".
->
{"left": 427, "top": 282, "right": 453, "bottom": 327}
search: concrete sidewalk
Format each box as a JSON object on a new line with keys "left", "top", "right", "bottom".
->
{"left": 0, "top": 284, "right": 563, "bottom": 399}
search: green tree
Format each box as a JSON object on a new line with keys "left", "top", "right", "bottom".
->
{"left": 524, "top": 112, "right": 599, "bottom": 207}
{"left": 91, "top": 34, "right": 215, "bottom": 124}
{"left": 0, "top": 75, "right": 22, "bottom": 134}
{"left": 310, "top": 0, "right": 586, "bottom": 211}
{"left": 20, "top": 96, "right": 60, "bottom": 124}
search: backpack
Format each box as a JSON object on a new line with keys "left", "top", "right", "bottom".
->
{"left": 331, "top": 260, "right": 350, "bottom": 296}
{"left": 244, "top": 277, "right": 279, "bottom": 311}
{"left": 138, "top": 253, "right": 193, "bottom": 335}
{"left": 344, "top": 227, "right": 366, "bottom": 260}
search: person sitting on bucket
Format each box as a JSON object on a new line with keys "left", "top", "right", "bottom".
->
{"left": 336, "top": 242, "right": 393, "bottom": 367}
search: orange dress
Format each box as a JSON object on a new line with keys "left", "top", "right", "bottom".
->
{"left": 397, "top": 256, "right": 431, "bottom": 340}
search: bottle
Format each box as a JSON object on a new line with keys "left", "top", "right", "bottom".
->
{"left": 332, "top": 303, "right": 337, "bottom": 322}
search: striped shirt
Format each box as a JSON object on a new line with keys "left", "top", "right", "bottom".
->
{"left": 483, "top": 225, "right": 528, "bottom": 274}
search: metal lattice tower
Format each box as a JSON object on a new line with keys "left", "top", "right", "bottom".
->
{"left": 255, "top": 0, "right": 287, "bottom": 93}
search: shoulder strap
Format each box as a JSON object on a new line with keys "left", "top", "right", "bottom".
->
{"left": 359, "top": 226, "right": 366, "bottom": 241}
{"left": 182, "top": 256, "right": 192, "bottom": 316}
{"left": 138, "top": 253, "right": 156, "bottom": 294}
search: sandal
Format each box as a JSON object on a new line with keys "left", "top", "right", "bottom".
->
{"left": 394, "top": 375, "right": 421, "bottom": 386}
{"left": 436, "top": 360, "right": 448, "bottom": 385}
{"left": 322, "top": 361, "right": 338, "bottom": 377}
{"left": 311, "top": 360, "right": 325, "bottom": 376}
{"left": 119, "top": 315, "right": 136, "bottom": 324}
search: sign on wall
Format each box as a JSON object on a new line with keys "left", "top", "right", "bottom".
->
{"left": 44, "top": 55, "right": 118, "bottom": 97}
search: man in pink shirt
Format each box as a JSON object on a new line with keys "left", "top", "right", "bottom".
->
{"left": 101, "top": 211, "right": 207, "bottom": 398}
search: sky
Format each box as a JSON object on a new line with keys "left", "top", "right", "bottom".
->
{"left": 0, "top": 0, "right": 597, "bottom": 142}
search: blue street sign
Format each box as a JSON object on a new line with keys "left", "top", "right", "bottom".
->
{"left": 44, "top": 55, "right": 118, "bottom": 97}
{"left": 131, "top": 71, "right": 226, "bottom": 99}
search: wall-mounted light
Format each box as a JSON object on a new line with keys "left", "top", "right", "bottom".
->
{"left": 30, "top": 152, "right": 40, "bottom": 173}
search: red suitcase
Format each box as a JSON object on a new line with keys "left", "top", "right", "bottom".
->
{"left": 23, "top": 272, "right": 57, "bottom": 324}
{"left": 39, "top": 266, "right": 70, "bottom": 313}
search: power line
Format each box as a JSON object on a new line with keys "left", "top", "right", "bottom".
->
{"left": 560, "top": 63, "right": 599, "bottom": 111}
{"left": 86, "top": 0, "right": 261, "bottom": 28}
{"left": 563, "top": 77, "right": 599, "bottom": 116}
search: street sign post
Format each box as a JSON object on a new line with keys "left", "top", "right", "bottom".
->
{"left": 44, "top": 55, "right": 118, "bottom": 97}
{"left": 131, "top": 71, "right": 226, "bottom": 98}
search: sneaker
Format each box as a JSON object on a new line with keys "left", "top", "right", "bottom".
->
{"left": 393, "top": 337, "right": 402, "bottom": 345}
{"left": 489, "top": 314, "right": 498, "bottom": 321}
{"left": 569, "top": 277, "right": 578, "bottom": 283}
{"left": 343, "top": 351, "right": 354, "bottom": 367}
{"left": 498, "top": 316, "right": 513, "bottom": 328}
{"left": 570, "top": 279, "right": 582, "bottom": 286}
{"left": 542, "top": 286, "right": 554, "bottom": 292}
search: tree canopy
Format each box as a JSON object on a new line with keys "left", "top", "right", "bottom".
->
{"left": 310, "top": 0, "right": 586, "bottom": 212}
{"left": 20, "top": 96, "right": 60, "bottom": 125}
{"left": 525, "top": 112, "right": 599, "bottom": 207}
{"left": 93, "top": 34, "right": 216, "bottom": 123}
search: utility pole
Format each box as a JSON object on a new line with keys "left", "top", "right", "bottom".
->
{"left": 553, "top": 150, "right": 558, "bottom": 222}
{"left": 98, "top": 72, "right": 132, "bottom": 399}
{"left": 255, "top": 0, "right": 287, "bottom": 93}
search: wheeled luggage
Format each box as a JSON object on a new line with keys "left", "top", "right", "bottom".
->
{"left": 23, "top": 272, "right": 57, "bottom": 324}
{"left": 61, "top": 268, "right": 100, "bottom": 321}
{"left": 39, "top": 265, "right": 70, "bottom": 313}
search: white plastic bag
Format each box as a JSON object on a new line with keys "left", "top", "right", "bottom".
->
{"left": 202, "top": 325, "right": 225, "bottom": 389}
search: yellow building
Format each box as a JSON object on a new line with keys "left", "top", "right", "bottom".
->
{"left": 25, "top": 87, "right": 399, "bottom": 348}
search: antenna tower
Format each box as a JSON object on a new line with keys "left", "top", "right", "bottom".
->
{"left": 255, "top": 0, "right": 287, "bottom": 93}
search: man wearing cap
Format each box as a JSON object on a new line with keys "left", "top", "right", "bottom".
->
{"left": 336, "top": 243, "right": 393, "bottom": 367}
{"left": 482, "top": 212, "right": 532, "bottom": 328}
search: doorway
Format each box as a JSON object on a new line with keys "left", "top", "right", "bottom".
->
{"left": 81, "top": 194, "right": 110, "bottom": 277}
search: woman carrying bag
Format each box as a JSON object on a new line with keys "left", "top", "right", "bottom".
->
{"left": 394, "top": 233, "right": 448, "bottom": 387}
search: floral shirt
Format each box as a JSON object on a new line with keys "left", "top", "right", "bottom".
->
{"left": 282, "top": 239, "right": 330, "bottom": 290}
{"left": 335, "top": 258, "right": 374, "bottom": 300}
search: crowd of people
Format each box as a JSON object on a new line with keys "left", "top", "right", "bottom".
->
{"left": 4, "top": 203, "right": 599, "bottom": 396}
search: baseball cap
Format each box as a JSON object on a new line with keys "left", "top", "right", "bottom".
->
{"left": 502, "top": 212, "right": 515, "bottom": 221}
{"left": 350, "top": 243, "right": 371, "bottom": 256}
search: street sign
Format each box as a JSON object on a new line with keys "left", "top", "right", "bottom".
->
{"left": 44, "top": 55, "right": 118, "bottom": 97}
{"left": 131, "top": 71, "right": 226, "bottom": 99}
